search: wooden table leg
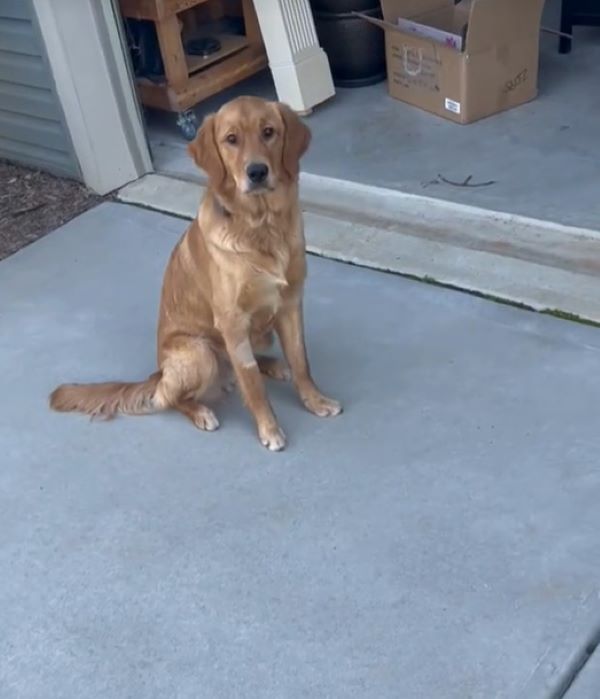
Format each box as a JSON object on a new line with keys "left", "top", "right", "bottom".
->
{"left": 241, "top": 0, "right": 262, "bottom": 48}
{"left": 155, "top": 14, "right": 188, "bottom": 91}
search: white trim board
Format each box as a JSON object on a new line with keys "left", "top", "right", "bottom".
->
{"left": 118, "top": 173, "right": 600, "bottom": 325}
{"left": 33, "top": 0, "right": 151, "bottom": 194}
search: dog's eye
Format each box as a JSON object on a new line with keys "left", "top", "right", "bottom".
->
{"left": 225, "top": 133, "right": 238, "bottom": 145}
{"left": 262, "top": 126, "right": 275, "bottom": 140}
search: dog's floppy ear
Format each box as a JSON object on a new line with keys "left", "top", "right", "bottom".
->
{"left": 277, "top": 103, "right": 311, "bottom": 181}
{"left": 187, "top": 114, "right": 225, "bottom": 187}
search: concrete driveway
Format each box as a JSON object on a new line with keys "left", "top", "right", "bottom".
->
{"left": 1, "top": 203, "right": 600, "bottom": 699}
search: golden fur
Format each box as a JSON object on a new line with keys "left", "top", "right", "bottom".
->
{"left": 50, "top": 96, "right": 342, "bottom": 450}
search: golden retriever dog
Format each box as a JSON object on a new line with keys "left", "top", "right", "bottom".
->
{"left": 50, "top": 96, "right": 342, "bottom": 451}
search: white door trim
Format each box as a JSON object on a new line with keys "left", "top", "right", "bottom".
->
{"left": 32, "top": 0, "right": 152, "bottom": 194}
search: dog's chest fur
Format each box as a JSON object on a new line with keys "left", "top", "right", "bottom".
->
{"left": 193, "top": 190, "right": 305, "bottom": 337}
{"left": 237, "top": 209, "right": 298, "bottom": 322}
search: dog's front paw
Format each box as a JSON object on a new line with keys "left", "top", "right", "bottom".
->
{"left": 259, "top": 423, "right": 287, "bottom": 451}
{"left": 302, "top": 391, "right": 343, "bottom": 418}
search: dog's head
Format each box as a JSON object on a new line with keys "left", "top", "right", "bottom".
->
{"left": 188, "top": 96, "right": 311, "bottom": 196}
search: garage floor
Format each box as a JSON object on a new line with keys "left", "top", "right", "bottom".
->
{"left": 2, "top": 203, "right": 600, "bottom": 698}
{"left": 147, "top": 1, "right": 600, "bottom": 229}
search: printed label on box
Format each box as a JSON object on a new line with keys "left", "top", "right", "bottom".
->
{"left": 391, "top": 44, "right": 441, "bottom": 93}
{"left": 445, "top": 98, "right": 461, "bottom": 114}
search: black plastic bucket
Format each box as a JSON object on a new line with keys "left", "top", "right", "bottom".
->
{"left": 314, "top": 7, "right": 386, "bottom": 88}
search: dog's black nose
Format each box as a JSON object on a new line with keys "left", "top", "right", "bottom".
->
{"left": 246, "top": 162, "right": 269, "bottom": 184}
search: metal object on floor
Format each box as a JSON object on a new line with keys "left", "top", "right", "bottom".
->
{"left": 176, "top": 109, "right": 198, "bottom": 141}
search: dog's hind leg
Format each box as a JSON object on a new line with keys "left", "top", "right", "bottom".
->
{"left": 256, "top": 356, "right": 290, "bottom": 381}
{"left": 252, "top": 330, "right": 290, "bottom": 381}
{"left": 155, "top": 336, "right": 220, "bottom": 430}
{"left": 174, "top": 396, "right": 220, "bottom": 431}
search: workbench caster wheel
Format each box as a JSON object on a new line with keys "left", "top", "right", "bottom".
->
{"left": 176, "top": 110, "right": 198, "bottom": 141}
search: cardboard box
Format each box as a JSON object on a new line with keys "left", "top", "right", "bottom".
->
{"left": 358, "top": 0, "right": 546, "bottom": 124}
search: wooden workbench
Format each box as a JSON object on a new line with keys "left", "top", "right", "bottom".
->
{"left": 119, "top": 0, "right": 267, "bottom": 136}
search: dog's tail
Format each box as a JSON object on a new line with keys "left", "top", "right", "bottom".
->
{"left": 49, "top": 372, "right": 162, "bottom": 419}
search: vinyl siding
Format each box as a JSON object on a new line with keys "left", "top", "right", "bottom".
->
{"left": 0, "top": 0, "right": 79, "bottom": 178}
